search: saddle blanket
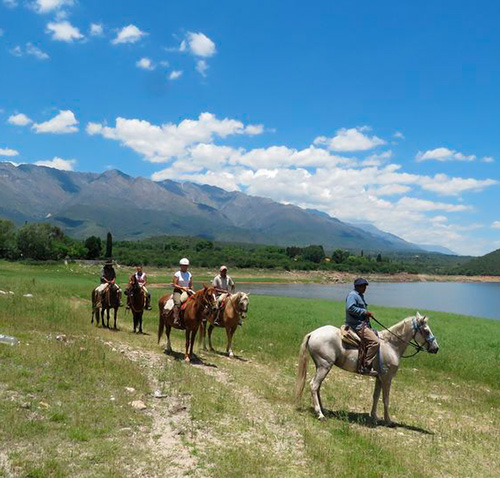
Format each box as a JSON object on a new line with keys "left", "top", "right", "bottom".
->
{"left": 163, "top": 298, "right": 174, "bottom": 312}
{"left": 340, "top": 325, "right": 361, "bottom": 348}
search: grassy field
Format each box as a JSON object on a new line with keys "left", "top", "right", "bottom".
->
{"left": 0, "top": 260, "right": 499, "bottom": 477}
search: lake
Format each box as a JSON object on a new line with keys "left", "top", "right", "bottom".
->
{"left": 236, "top": 281, "right": 500, "bottom": 321}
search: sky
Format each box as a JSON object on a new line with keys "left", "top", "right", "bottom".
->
{"left": 1, "top": 0, "right": 500, "bottom": 256}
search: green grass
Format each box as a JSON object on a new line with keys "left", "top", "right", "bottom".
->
{"left": 0, "top": 260, "right": 499, "bottom": 477}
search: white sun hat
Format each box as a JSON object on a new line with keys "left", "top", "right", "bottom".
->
{"left": 179, "top": 258, "right": 190, "bottom": 266}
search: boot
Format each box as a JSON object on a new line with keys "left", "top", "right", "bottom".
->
{"left": 173, "top": 307, "right": 181, "bottom": 327}
{"left": 214, "top": 309, "right": 221, "bottom": 326}
{"left": 146, "top": 295, "right": 152, "bottom": 310}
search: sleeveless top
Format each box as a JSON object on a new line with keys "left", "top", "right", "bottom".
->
{"left": 174, "top": 270, "right": 192, "bottom": 288}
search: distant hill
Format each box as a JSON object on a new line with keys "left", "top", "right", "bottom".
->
{"left": 0, "top": 162, "right": 439, "bottom": 253}
{"left": 349, "top": 222, "right": 457, "bottom": 255}
{"left": 457, "top": 249, "right": 500, "bottom": 275}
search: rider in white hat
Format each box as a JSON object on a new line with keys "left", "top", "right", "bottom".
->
{"left": 172, "top": 258, "right": 193, "bottom": 326}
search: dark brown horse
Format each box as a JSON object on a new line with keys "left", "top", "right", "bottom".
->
{"left": 91, "top": 284, "right": 120, "bottom": 329}
{"left": 157, "top": 286, "right": 216, "bottom": 363}
{"left": 201, "top": 292, "right": 250, "bottom": 358}
{"left": 128, "top": 275, "right": 146, "bottom": 334}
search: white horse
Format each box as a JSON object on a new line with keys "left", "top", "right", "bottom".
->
{"left": 295, "top": 312, "right": 439, "bottom": 425}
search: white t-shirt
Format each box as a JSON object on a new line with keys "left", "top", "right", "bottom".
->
{"left": 174, "top": 270, "right": 192, "bottom": 287}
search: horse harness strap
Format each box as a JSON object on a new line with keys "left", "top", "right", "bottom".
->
{"left": 370, "top": 316, "right": 424, "bottom": 359}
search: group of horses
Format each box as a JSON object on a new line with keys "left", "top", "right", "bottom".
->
{"left": 90, "top": 275, "right": 440, "bottom": 426}
{"left": 91, "top": 278, "right": 250, "bottom": 363}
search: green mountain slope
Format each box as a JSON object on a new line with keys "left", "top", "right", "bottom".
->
{"left": 457, "top": 249, "right": 500, "bottom": 275}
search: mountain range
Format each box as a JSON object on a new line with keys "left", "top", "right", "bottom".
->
{"left": 0, "top": 162, "right": 455, "bottom": 254}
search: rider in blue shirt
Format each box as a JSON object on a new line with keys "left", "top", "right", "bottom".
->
{"left": 345, "top": 278, "right": 380, "bottom": 376}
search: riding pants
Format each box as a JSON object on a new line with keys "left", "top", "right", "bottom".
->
{"left": 357, "top": 326, "right": 380, "bottom": 370}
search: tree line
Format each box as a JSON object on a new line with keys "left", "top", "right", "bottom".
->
{"left": 1, "top": 219, "right": 471, "bottom": 274}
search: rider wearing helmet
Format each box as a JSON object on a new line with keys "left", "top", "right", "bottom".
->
{"left": 172, "top": 258, "right": 193, "bottom": 326}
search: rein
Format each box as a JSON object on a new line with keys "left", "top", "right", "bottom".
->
{"left": 370, "top": 316, "right": 424, "bottom": 359}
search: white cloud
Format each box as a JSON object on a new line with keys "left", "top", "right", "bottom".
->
{"left": 34, "top": 0, "right": 73, "bottom": 13}
{"left": 10, "top": 46, "right": 23, "bottom": 57}
{"left": 89, "top": 23, "right": 104, "bottom": 36}
{"left": 482, "top": 156, "right": 495, "bottom": 163}
{"left": 8, "top": 113, "right": 32, "bottom": 126}
{"left": 181, "top": 32, "right": 216, "bottom": 57}
{"left": 46, "top": 21, "right": 84, "bottom": 42}
{"left": 196, "top": 59, "right": 209, "bottom": 77}
{"left": 3, "top": 0, "right": 18, "bottom": 8}
{"left": 416, "top": 147, "right": 477, "bottom": 162}
{"left": 86, "top": 113, "right": 264, "bottom": 163}
{"left": 362, "top": 150, "right": 392, "bottom": 166}
{"left": 136, "top": 57, "right": 155, "bottom": 70}
{"left": 26, "top": 42, "right": 50, "bottom": 59}
{"left": 33, "top": 110, "right": 78, "bottom": 134}
{"left": 419, "top": 174, "right": 498, "bottom": 195}
{"left": 10, "top": 43, "right": 49, "bottom": 60}
{"left": 112, "top": 24, "right": 147, "bottom": 45}
{"left": 168, "top": 70, "right": 182, "bottom": 80}
{"left": 314, "top": 126, "right": 386, "bottom": 152}
{"left": 0, "top": 147, "right": 19, "bottom": 157}
{"left": 393, "top": 131, "right": 405, "bottom": 139}
{"left": 34, "top": 157, "right": 76, "bottom": 170}
{"left": 492, "top": 221, "right": 500, "bottom": 229}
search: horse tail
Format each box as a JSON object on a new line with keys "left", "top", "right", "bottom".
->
{"left": 295, "top": 333, "right": 311, "bottom": 404}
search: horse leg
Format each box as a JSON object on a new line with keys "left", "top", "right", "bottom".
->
{"left": 133, "top": 313, "right": 137, "bottom": 333}
{"left": 370, "top": 377, "right": 382, "bottom": 423}
{"left": 208, "top": 324, "right": 215, "bottom": 352}
{"left": 189, "top": 329, "right": 197, "bottom": 358}
{"left": 226, "top": 325, "right": 237, "bottom": 358}
{"left": 165, "top": 326, "right": 172, "bottom": 354}
{"left": 113, "top": 308, "right": 117, "bottom": 330}
{"left": 138, "top": 312, "right": 143, "bottom": 334}
{"left": 184, "top": 329, "right": 191, "bottom": 363}
{"left": 310, "top": 358, "right": 333, "bottom": 420}
{"left": 381, "top": 378, "right": 395, "bottom": 426}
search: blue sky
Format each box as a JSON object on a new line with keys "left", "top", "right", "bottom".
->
{"left": 1, "top": 0, "right": 499, "bottom": 255}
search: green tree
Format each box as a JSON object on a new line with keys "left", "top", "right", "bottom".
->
{"left": 105, "top": 232, "right": 113, "bottom": 258}
{"left": 331, "top": 249, "right": 350, "bottom": 264}
{"left": 17, "top": 223, "right": 66, "bottom": 260}
{"left": 0, "top": 219, "right": 17, "bottom": 258}
{"left": 376, "top": 253, "right": 382, "bottom": 262}
{"left": 84, "top": 236, "right": 102, "bottom": 259}
{"left": 302, "top": 245, "right": 325, "bottom": 263}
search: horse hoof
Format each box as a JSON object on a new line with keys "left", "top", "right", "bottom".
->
{"left": 228, "top": 352, "right": 234, "bottom": 358}
{"left": 318, "top": 414, "right": 326, "bottom": 421}
{"left": 184, "top": 356, "right": 191, "bottom": 364}
{"left": 385, "top": 421, "right": 396, "bottom": 428}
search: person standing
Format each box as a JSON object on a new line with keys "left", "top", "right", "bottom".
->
{"left": 345, "top": 277, "right": 380, "bottom": 376}
{"left": 172, "top": 258, "right": 193, "bottom": 326}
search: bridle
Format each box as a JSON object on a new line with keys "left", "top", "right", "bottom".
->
{"left": 370, "top": 316, "right": 436, "bottom": 359}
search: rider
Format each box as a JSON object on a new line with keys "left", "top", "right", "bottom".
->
{"left": 96, "top": 259, "right": 123, "bottom": 307}
{"left": 172, "top": 258, "right": 193, "bottom": 327}
{"left": 212, "top": 265, "right": 235, "bottom": 326}
{"left": 127, "top": 264, "right": 152, "bottom": 310}
{"left": 345, "top": 277, "right": 380, "bottom": 377}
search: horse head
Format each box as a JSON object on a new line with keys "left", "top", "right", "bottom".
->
{"left": 236, "top": 292, "right": 250, "bottom": 319}
{"left": 413, "top": 312, "right": 439, "bottom": 354}
{"left": 201, "top": 285, "right": 218, "bottom": 313}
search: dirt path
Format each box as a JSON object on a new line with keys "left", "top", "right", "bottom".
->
{"left": 100, "top": 339, "right": 199, "bottom": 478}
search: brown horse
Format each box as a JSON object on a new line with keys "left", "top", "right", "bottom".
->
{"left": 128, "top": 275, "right": 146, "bottom": 334}
{"left": 157, "top": 286, "right": 216, "bottom": 362}
{"left": 201, "top": 292, "right": 250, "bottom": 358}
{"left": 91, "top": 284, "right": 120, "bottom": 329}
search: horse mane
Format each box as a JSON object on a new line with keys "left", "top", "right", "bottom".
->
{"left": 380, "top": 316, "right": 414, "bottom": 341}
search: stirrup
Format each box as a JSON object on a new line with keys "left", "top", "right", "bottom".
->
{"left": 360, "top": 367, "right": 378, "bottom": 377}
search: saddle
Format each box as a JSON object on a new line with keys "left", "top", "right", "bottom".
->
{"left": 340, "top": 325, "right": 361, "bottom": 348}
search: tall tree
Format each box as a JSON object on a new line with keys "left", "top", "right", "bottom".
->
{"left": 105, "top": 232, "right": 113, "bottom": 258}
{"left": 0, "top": 219, "right": 16, "bottom": 258}
{"left": 84, "top": 236, "right": 102, "bottom": 259}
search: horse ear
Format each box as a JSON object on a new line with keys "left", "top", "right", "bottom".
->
{"left": 246, "top": 292, "right": 251, "bottom": 296}
{"left": 416, "top": 311, "right": 422, "bottom": 320}
{"left": 202, "top": 283, "right": 207, "bottom": 290}
{"left": 423, "top": 315, "right": 428, "bottom": 323}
